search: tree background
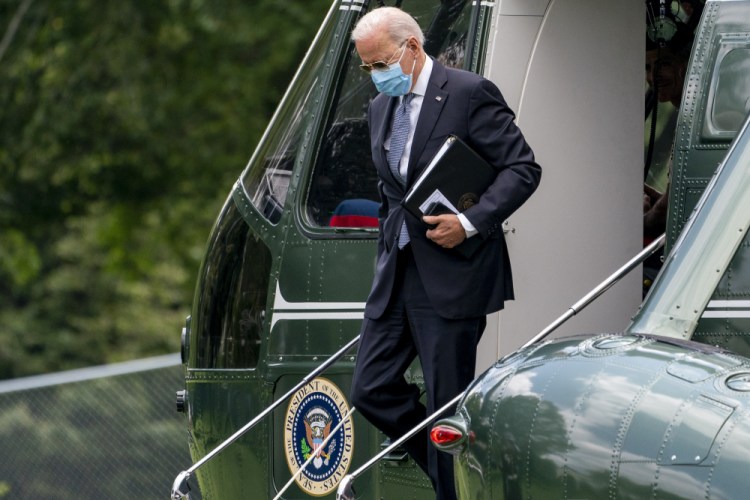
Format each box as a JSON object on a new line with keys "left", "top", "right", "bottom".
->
{"left": 0, "top": 0, "right": 331, "bottom": 379}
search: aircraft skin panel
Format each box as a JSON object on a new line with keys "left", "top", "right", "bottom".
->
{"left": 692, "top": 318, "right": 750, "bottom": 356}
{"left": 477, "top": 0, "right": 642, "bottom": 370}
{"left": 184, "top": 377, "right": 271, "bottom": 499}
{"left": 451, "top": 334, "right": 750, "bottom": 499}
{"left": 276, "top": 239, "right": 375, "bottom": 304}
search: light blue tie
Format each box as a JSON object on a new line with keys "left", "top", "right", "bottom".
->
{"left": 388, "top": 93, "right": 414, "bottom": 248}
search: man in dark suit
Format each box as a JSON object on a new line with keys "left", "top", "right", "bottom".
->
{"left": 349, "top": 7, "right": 541, "bottom": 499}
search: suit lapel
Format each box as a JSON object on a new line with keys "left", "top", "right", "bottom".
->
{"left": 407, "top": 60, "right": 448, "bottom": 186}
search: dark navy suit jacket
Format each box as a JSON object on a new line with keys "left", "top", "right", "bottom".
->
{"left": 364, "top": 58, "right": 542, "bottom": 320}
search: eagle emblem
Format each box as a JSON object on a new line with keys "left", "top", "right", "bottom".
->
{"left": 302, "top": 407, "right": 336, "bottom": 468}
{"left": 284, "top": 377, "right": 354, "bottom": 496}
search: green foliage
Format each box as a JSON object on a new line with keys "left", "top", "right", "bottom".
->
{"left": 0, "top": 0, "right": 331, "bottom": 378}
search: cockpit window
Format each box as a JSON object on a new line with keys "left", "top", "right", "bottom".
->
{"left": 306, "top": 0, "right": 476, "bottom": 228}
{"left": 191, "top": 201, "right": 271, "bottom": 369}
{"left": 239, "top": 12, "right": 336, "bottom": 224}
{"left": 703, "top": 43, "right": 750, "bottom": 141}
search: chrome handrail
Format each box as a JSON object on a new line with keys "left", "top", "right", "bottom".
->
{"left": 171, "top": 333, "right": 361, "bottom": 499}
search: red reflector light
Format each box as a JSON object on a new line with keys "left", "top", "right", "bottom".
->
{"left": 430, "top": 425, "right": 464, "bottom": 445}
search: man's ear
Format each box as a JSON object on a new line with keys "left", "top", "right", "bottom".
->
{"left": 406, "top": 36, "right": 419, "bottom": 52}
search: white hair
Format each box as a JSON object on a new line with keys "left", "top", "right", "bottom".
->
{"left": 351, "top": 7, "right": 424, "bottom": 46}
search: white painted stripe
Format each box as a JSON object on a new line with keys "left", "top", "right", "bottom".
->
{"left": 702, "top": 310, "right": 750, "bottom": 318}
{"left": 349, "top": 5, "right": 363, "bottom": 10}
{"left": 706, "top": 300, "right": 750, "bottom": 309}
{"left": 270, "top": 283, "right": 365, "bottom": 327}
{"left": 273, "top": 283, "right": 366, "bottom": 311}
{"left": 273, "top": 311, "right": 364, "bottom": 322}
{"left": 339, "top": 6, "right": 350, "bottom": 10}
{"left": 271, "top": 311, "right": 364, "bottom": 329}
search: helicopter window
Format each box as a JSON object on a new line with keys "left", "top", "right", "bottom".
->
{"left": 191, "top": 202, "right": 272, "bottom": 369}
{"left": 305, "top": 0, "right": 476, "bottom": 228}
{"left": 703, "top": 43, "right": 750, "bottom": 141}
{"left": 239, "top": 15, "right": 336, "bottom": 224}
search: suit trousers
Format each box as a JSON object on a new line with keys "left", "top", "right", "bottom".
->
{"left": 351, "top": 245, "right": 486, "bottom": 500}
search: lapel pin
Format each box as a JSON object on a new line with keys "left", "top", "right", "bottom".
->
{"left": 435, "top": 96, "right": 442, "bottom": 102}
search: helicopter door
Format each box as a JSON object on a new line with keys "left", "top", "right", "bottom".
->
{"left": 264, "top": 0, "right": 494, "bottom": 498}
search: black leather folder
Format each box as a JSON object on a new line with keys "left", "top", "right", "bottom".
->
{"left": 402, "top": 135, "right": 497, "bottom": 257}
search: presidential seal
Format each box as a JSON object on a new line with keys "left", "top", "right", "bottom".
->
{"left": 457, "top": 192, "right": 479, "bottom": 211}
{"left": 284, "top": 377, "right": 354, "bottom": 496}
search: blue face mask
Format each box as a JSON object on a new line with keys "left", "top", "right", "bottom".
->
{"left": 370, "top": 48, "right": 416, "bottom": 97}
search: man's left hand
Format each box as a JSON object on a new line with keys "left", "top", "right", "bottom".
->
{"left": 423, "top": 214, "right": 466, "bottom": 249}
